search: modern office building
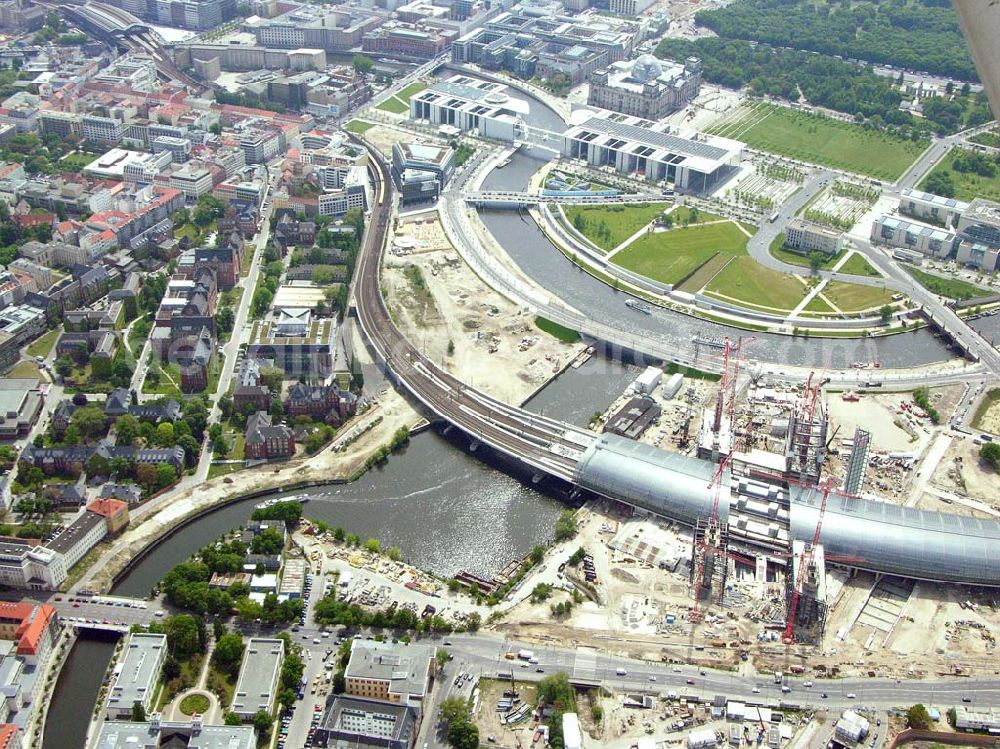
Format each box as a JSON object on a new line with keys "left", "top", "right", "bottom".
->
{"left": 105, "top": 633, "right": 168, "bottom": 720}
{"left": 898, "top": 188, "right": 969, "bottom": 227}
{"left": 231, "top": 638, "right": 285, "bottom": 721}
{"left": 560, "top": 109, "right": 742, "bottom": 192}
{"left": 451, "top": 9, "right": 644, "bottom": 79}
{"left": 588, "top": 55, "right": 701, "bottom": 120}
{"left": 783, "top": 218, "right": 843, "bottom": 257}
{"left": 390, "top": 142, "right": 455, "bottom": 204}
{"left": 954, "top": 197, "right": 1000, "bottom": 272}
{"left": 870, "top": 215, "right": 955, "bottom": 258}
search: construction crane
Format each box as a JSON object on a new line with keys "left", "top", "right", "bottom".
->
{"left": 783, "top": 478, "right": 837, "bottom": 643}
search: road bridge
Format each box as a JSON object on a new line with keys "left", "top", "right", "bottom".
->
{"left": 350, "top": 136, "right": 1000, "bottom": 588}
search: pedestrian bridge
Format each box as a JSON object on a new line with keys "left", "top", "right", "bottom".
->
{"left": 464, "top": 190, "right": 667, "bottom": 209}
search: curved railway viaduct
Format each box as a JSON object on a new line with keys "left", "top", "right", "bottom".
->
{"left": 350, "top": 136, "right": 1000, "bottom": 589}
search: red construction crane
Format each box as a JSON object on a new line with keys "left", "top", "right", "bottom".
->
{"left": 783, "top": 478, "right": 837, "bottom": 642}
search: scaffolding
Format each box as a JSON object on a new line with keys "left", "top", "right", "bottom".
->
{"left": 784, "top": 374, "right": 829, "bottom": 484}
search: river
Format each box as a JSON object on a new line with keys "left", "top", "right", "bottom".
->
{"left": 480, "top": 152, "right": 957, "bottom": 370}
{"left": 112, "top": 354, "right": 640, "bottom": 597}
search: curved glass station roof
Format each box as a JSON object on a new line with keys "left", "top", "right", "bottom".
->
{"left": 574, "top": 434, "right": 1000, "bottom": 586}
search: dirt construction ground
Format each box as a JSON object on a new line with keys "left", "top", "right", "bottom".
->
{"left": 383, "top": 211, "right": 584, "bottom": 406}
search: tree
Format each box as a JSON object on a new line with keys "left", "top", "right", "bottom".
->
{"left": 251, "top": 527, "right": 284, "bottom": 554}
{"left": 980, "top": 441, "right": 1000, "bottom": 471}
{"left": 212, "top": 633, "right": 245, "bottom": 674}
{"left": 216, "top": 306, "right": 234, "bottom": 336}
{"left": 253, "top": 710, "right": 273, "bottom": 734}
{"left": 447, "top": 717, "right": 479, "bottom": 749}
{"left": 352, "top": 54, "right": 374, "bottom": 76}
{"left": 164, "top": 614, "right": 201, "bottom": 660}
{"left": 136, "top": 462, "right": 159, "bottom": 492}
{"left": 193, "top": 194, "right": 225, "bottom": 226}
{"left": 209, "top": 122, "right": 223, "bottom": 135}
{"left": 465, "top": 612, "right": 481, "bottom": 632}
{"left": 115, "top": 415, "right": 140, "bottom": 446}
{"left": 907, "top": 703, "right": 933, "bottom": 730}
{"left": 111, "top": 358, "right": 133, "bottom": 387}
{"left": 156, "top": 422, "right": 175, "bottom": 448}
{"left": 554, "top": 510, "right": 576, "bottom": 541}
{"left": 808, "top": 252, "right": 824, "bottom": 273}
{"left": 924, "top": 170, "right": 955, "bottom": 198}
{"left": 436, "top": 648, "right": 449, "bottom": 669}
{"left": 54, "top": 356, "right": 73, "bottom": 377}
{"left": 224, "top": 712, "right": 242, "bottom": 726}
{"left": 530, "top": 545, "right": 545, "bottom": 564}
{"left": 439, "top": 696, "right": 470, "bottom": 726}
{"left": 131, "top": 701, "right": 146, "bottom": 722}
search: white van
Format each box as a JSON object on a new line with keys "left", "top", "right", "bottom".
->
{"left": 616, "top": 667, "right": 627, "bottom": 676}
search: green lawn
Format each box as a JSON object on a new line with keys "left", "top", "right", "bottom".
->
{"left": 968, "top": 130, "right": 1000, "bottom": 149}
{"left": 613, "top": 221, "right": 749, "bottom": 286}
{"left": 535, "top": 316, "right": 580, "bottom": 343}
{"left": 668, "top": 206, "right": 723, "bottom": 226}
{"left": 713, "top": 105, "right": 926, "bottom": 180}
{"left": 768, "top": 233, "right": 844, "bottom": 270}
{"left": 5, "top": 360, "right": 41, "bottom": 381}
{"left": 919, "top": 149, "right": 1000, "bottom": 203}
{"left": 345, "top": 120, "right": 375, "bottom": 134}
{"left": 26, "top": 328, "right": 61, "bottom": 359}
{"left": 564, "top": 203, "right": 668, "bottom": 252}
{"left": 676, "top": 253, "right": 733, "bottom": 293}
{"left": 802, "top": 294, "right": 837, "bottom": 314}
{"left": 705, "top": 256, "right": 808, "bottom": 311}
{"left": 375, "top": 96, "right": 409, "bottom": 114}
{"left": 838, "top": 253, "right": 882, "bottom": 278}
{"left": 822, "top": 281, "right": 894, "bottom": 311}
{"left": 59, "top": 151, "right": 100, "bottom": 172}
{"left": 179, "top": 694, "right": 210, "bottom": 715}
{"left": 396, "top": 81, "right": 428, "bottom": 100}
{"left": 903, "top": 266, "right": 992, "bottom": 301}
{"left": 143, "top": 361, "right": 184, "bottom": 396}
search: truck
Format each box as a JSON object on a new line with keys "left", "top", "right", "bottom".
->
{"left": 773, "top": 671, "right": 783, "bottom": 684}
{"left": 517, "top": 650, "right": 534, "bottom": 661}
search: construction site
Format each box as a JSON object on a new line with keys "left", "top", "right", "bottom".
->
{"left": 525, "top": 335, "right": 1000, "bottom": 678}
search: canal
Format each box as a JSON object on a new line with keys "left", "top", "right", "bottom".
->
{"left": 43, "top": 633, "right": 118, "bottom": 749}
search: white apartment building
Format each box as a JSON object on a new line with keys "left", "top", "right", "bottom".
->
{"left": 170, "top": 164, "right": 215, "bottom": 199}
{"left": 82, "top": 115, "right": 125, "bottom": 147}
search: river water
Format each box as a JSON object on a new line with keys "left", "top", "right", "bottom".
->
{"left": 480, "top": 153, "right": 956, "bottom": 370}
{"left": 42, "top": 633, "right": 118, "bottom": 749}
{"left": 112, "top": 355, "right": 640, "bottom": 597}
{"left": 49, "top": 357, "right": 635, "bottom": 747}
